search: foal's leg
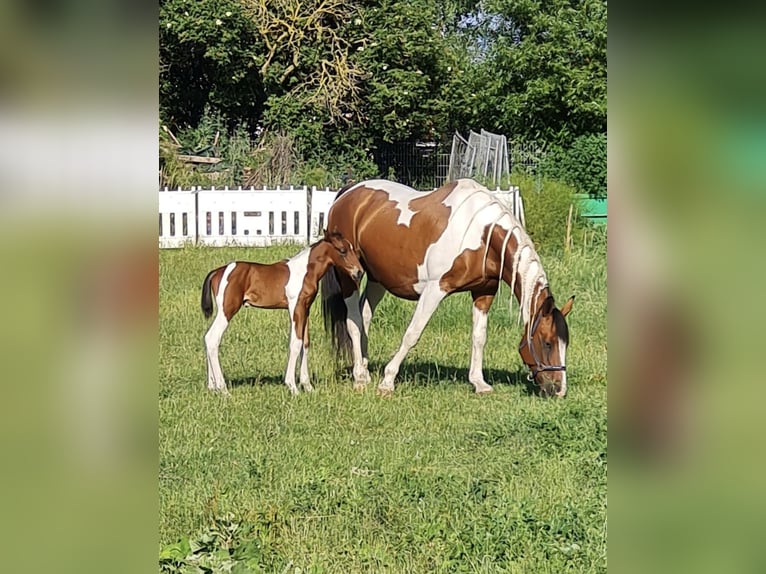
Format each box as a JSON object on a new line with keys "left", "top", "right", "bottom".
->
{"left": 344, "top": 290, "right": 371, "bottom": 389}
{"left": 204, "top": 263, "right": 238, "bottom": 395}
{"left": 360, "top": 280, "right": 386, "bottom": 365}
{"left": 299, "top": 315, "right": 313, "bottom": 392}
{"left": 378, "top": 284, "right": 447, "bottom": 395}
{"left": 469, "top": 292, "right": 496, "bottom": 394}
{"left": 283, "top": 303, "right": 302, "bottom": 396}
{"left": 204, "top": 310, "right": 229, "bottom": 393}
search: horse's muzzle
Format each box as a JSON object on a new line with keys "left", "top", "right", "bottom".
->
{"left": 352, "top": 269, "right": 364, "bottom": 283}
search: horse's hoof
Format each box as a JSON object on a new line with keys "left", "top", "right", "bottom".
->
{"left": 475, "top": 385, "right": 493, "bottom": 395}
{"left": 352, "top": 383, "right": 367, "bottom": 392}
{"left": 376, "top": 387, "right": 394, "bottom": 397}
{"left": 302, "top": 384, "right": 315, "bottom": 393}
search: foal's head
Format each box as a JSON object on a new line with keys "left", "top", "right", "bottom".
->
{"left": 518, "top": 295, "right": 575, "bottom": 397}
{"left": 322, "top": 227, "right": 364, "bottom": 284}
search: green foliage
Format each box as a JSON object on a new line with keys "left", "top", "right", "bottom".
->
{"left": 541, "top": 133, "right": 607, "bottom": 199}
{"left": 160, "top": 244, "right": 606, "bottom": 572}
{"left": 160, "top": 108, "right": 258, "bottom": 188}
{"left": 160, "top": 0, "right": 264, "bottom": 128}
{"left": 515, "top": 173, "right": 590, "bottom": 253}
{"left": 455, "top": 0, "right": 607, "bottom": 144}
{"left": 159, "top": 0, "right": 607, "bottom": 185}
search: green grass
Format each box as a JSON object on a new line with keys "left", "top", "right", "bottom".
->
{"left": 159, "top": 242, "right": 607, "bottom": 573}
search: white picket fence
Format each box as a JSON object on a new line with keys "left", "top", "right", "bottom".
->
{"left": 159, "top": 185, "right": 523, "bottom": 248}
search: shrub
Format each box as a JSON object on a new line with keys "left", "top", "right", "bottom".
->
{"left": 514, "top": 173, "right": 589, "bottom": 253}
{"left": 540, "top": 133, "right": 607, "bottom": 199}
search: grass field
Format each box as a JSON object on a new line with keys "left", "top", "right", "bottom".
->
{"left": 159, "top": 241, "right": 607, "bottom": 573}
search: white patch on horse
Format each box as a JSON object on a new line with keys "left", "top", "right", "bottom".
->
{"left": 205, "top": 262, "right": 237, "bottom": 393}
{"left": 413, "top": 179, "right": 518, "bottom": 294}
{"left": 357, "top": 179, "right": 425, "bottom": 227}
{"left": 285, "top": 245, "right": 312, "bottom": 300}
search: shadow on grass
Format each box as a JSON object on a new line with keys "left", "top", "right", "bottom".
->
{"left": 228, "top": 363, "right": 545, "bottom": 397}
{"left": 228, "top": 373, "right": 285, "bottom": 388}
{"left": 359, "top": 360, "right": 541, "bottom": 396}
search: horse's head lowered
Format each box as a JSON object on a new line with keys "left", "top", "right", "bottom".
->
{"left": 323, "top": 227, "right": 364, "bottom": 285}
{"left": 519, "top": 294, "right": 575, "bottom": 397}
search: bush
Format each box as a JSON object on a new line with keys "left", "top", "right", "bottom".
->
{"left": 540, "top": 133, "right": 606, "bottom": 199}
{"left": 514, "top": 173, "right": 589, "bottom": 253}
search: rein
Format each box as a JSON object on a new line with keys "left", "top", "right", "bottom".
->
{"left": 519, "top": 297, "right": 566, "bottom": 381}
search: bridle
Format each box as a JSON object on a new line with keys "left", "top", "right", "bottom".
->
{"left": 519, "top": 304, "right": 567, "bottom": 382}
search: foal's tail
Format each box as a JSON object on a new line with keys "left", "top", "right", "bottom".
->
{"left": 201, "top": 268, "right": 218, "bottom": 319}
{"left": 321, "top": 267, "right": 352, "bottom": 358}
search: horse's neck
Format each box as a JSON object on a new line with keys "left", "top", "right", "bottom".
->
{"left": 306, "top": 243, "right": 331, "bottom": 274}
{"left": 496, "top": 229, "right": 548, "bottom": 325}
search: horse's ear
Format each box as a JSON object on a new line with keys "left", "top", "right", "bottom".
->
{"left": 322, "top": 228, "right": 329, "bottom": 240}
{"left": 560, "top": 295, "right": 575, "bottom": 317}
{"left": 541, "top": 295, "right": 555, "bottom": 316}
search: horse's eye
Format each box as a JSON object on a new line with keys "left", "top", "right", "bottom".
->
{"left": 544, "top": 341, "right": 552, "bottom": 350}
{"left": 340, "top": 249, "right": 347, "bottom": 257}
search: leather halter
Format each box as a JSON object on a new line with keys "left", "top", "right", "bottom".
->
{"left": 519, "top": 303, "right": 567, "bottom": 381}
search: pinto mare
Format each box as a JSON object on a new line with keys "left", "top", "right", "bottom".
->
{"left": 321, "top": 179, "right": 574, "bottom": 396}
{"left": 201, "top": 230, "right": 363, "bottom": 395}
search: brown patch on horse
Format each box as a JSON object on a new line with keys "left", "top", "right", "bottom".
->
{"left": 210, "top": 262, "right": 290, "bottom": 320}
{"left": 332, "top": 181, "right": 457, "bottom": 299}
{"left": 439, "top": 222, "right": 520, "bottom": 295}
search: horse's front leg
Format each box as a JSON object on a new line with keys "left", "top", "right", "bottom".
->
{"left": 469, "top": 291, "right": 495, "bottom": 394}
{"left": 378, "top": 284, "right": 446, "bottom": 395}
{"left": 298, "top": 314, "right": 313, "bottom": 392}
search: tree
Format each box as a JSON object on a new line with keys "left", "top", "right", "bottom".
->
{"left": 160, "top": 0, "right": 264, "bottom": 129}
{"left": 454, "top": 0, "right": 607, "bottom": 144}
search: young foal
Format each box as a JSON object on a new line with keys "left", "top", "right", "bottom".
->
{"left": 201, "top": 229, "right": 363, "bottom": 395}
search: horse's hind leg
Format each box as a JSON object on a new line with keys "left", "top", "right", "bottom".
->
{"left": 379, "top": 284, "right": 446, "bottom": 395}
{"left": 204, "top": 308, "right": 230, "bottom": 394}
{"left": 360, "top": 280, "right": 386, "bottom": 364}
{"left": 204, "top": 262, "right": 238, "bottom": 395}
{"left": 344, "top": 290, "right": 371, "bottom": 389}
{"left": 469, "top": 292, "right": 495, "bottom": 394}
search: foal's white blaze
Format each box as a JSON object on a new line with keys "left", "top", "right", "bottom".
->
{"left": 557, "top": 337, "right": 568, "bottom": 397}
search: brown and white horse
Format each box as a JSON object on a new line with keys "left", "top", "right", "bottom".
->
{"left": 321, "top": 179, "right": 574, "bottom": 396}
{"left": 201, "top": 229, "right": 363, "bottom": 395}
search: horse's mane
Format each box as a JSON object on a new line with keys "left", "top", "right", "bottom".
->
{"left": 334, "top": 181, "right": 358, "bottom": 200}
{"left": 467, "top": 183, "right": 548, "bottom": 327}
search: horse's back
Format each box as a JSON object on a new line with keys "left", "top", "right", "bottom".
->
{"left": 330, "top": 179, "right": 509, "bottom": 297}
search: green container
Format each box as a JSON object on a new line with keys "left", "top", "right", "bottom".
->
{"left": 575, "top": 194, "right": 607, "bottom": 225}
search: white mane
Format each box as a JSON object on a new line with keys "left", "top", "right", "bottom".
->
{"left": 469, "top": 184, "right": 548, "bottom": 327}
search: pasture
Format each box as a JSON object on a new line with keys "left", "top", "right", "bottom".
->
{"left": 159, "top": 241, "right": 607, "bottom": 573}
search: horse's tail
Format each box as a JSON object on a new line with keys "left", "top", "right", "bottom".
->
{"left": 201, "top": 268, "right": 218, "bottom": 319}
{"left": 321, "top": 266, "right": 352, "bottom": 358}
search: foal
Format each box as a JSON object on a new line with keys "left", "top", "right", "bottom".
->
{"left": 200, "top": 229, "right": 363, "bottom": 395}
